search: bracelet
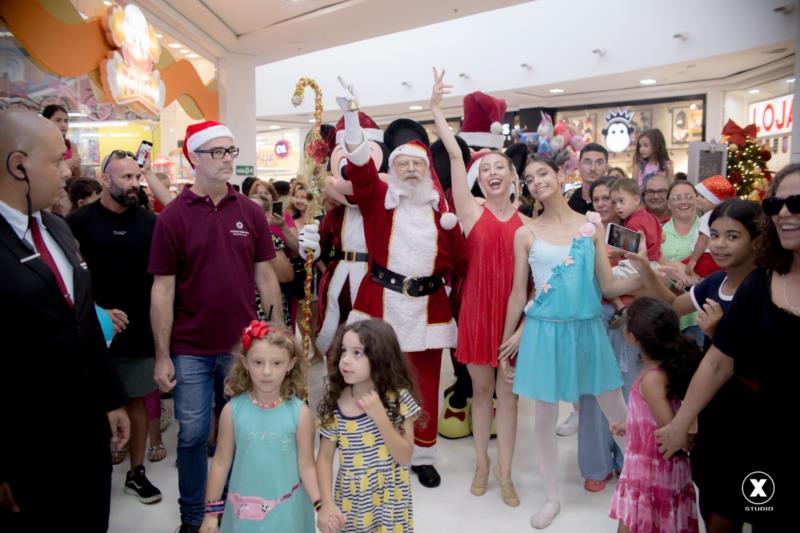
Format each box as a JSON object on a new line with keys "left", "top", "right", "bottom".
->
{"left": 313, "top": 499, "right": 322, "bottom": 511}
{"left": 205, "top": 500, "right": 225, "bottom": 515}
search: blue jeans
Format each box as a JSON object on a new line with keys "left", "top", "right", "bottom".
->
{"left": 172, "top": 354, "right": 233, "bottom": 526}
{"left": 578, "top": 304, "right": 642, "bottom": 481}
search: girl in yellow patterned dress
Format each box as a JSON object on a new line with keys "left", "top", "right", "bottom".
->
{"left": 317, "top": 319, "right": 422, "bottom": 533}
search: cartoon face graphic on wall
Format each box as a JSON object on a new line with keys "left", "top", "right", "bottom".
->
{"left": 602, "top": 108, "right": 635, "bottom": 153}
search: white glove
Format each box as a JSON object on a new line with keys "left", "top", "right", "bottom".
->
{"left": 336, "top": 76, "right": 362, "bottom": 146}
{"left": 298, "top": 223, "right": 321, "bottom": 261}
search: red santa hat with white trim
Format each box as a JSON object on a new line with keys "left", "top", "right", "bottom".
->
{"left": 183, "top": 120, "right": 235, "bottom": 168}
{"left": 458, "top": 91, "right": 507, "bottom": 149}
{"left": 696, "top": 175, "right": 736, "bottom": 206}
{"left": 388, "top": 140, "right": 458, "bottom": 230}
{"left": 327, "top": 111, "right": 383, "bottom": 154}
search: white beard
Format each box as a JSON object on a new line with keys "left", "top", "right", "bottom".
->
{"left": 387, "top": 171, "right": 436, "bottom": 207}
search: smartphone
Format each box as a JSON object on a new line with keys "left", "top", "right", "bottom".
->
{"left": 605, "top": 222, "right": 642, "bottom": 254}
{"left": 136, "top": 140, "right": 153, "bottom": 168}
{"left": 272, "top": 200, "right": 283, "bottom": 216}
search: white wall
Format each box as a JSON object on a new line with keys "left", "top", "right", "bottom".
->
{"left": 255, "top": 0, "right": 797, "bottom": 118}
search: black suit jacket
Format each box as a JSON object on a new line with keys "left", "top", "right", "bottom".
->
{"left": 0, "top": 211, "right": 126, "bottom": 508}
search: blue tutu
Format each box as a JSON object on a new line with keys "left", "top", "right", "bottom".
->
{"left": 513, "top": 236, "right": 622, "bottom": 403}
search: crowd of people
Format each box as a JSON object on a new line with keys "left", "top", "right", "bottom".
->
{"left": 0, "top": 67, "right": 795, "bottom": 533}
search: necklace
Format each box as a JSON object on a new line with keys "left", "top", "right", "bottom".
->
{"left": 782, "top": 274, "right": 800, "bottom": 315}
{"left": 250, "top": 394, "right": 283, "bottom": 409}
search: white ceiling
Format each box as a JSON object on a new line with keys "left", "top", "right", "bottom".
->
{"left": 152, "top": 0, "right": 528, "bottom": 63}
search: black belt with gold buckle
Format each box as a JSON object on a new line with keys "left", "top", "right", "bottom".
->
{"left": 371, "top": 264, "right": 443, "bottom": 297}
{"left": 327, "top": 249, "right": 369, "bottom": 262}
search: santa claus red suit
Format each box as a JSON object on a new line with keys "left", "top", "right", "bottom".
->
{"left": 342, "top": 136, "right": 466, "bottom": 487}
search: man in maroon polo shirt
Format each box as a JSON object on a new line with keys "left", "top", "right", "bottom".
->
{"left": 148, "top": 121, "right": 283, "bottom": 533}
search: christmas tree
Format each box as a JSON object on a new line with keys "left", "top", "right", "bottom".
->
{"left": 722, "top": 120, "right": 771, "bottom": 200}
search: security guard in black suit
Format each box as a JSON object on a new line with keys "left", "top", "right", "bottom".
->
{"left": 0, "top": 110, "right": 129, "bottom": 532}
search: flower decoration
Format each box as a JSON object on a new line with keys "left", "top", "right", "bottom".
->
{"left": 306, "top": 139, "right": 329, "bottom": 165}
{"left": 541, "top": 282, "right": 552, "bottom": 294}
{"left": 586, "top": 211, "right": 602, "bottom": 225}
{"left": 579, "top": 223, "right": 596, "bottom": 238}
{"left": 241, "top": 320, "right": 270, "bottom": 352}
{"left": 564, "top": 255, "right": 574, "bottom": 266}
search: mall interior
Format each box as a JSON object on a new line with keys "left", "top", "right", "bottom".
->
{"left": 0, "top": 1, "right": 796, "bottom": 532}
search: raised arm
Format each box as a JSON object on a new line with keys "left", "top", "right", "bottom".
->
{"left": 430, "top": 67, "right": 479, "bottom": 231}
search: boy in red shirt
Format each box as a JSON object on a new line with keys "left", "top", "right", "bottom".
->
{"left": 610, "top": 178, "right": 663, "bottom": 262}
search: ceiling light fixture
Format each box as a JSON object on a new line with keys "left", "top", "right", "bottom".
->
{"left": 409, "top": 105, "right": 423, "bottom": 111}
{"left": 180, "top": 49, "right": 190, "bottom": 54}
{"left": 167, "top": 43, "right": 183, "bottom": 49}
{"left": 308, "top": 119, "right": 315, "bottom": 123}
{"left": 458, "top": 73, "right": 470, "bottom": 79}
{"left": 787, "top": 78, "right": 796, "bottom": 83}
{"left": 749, "top": 89, "right": 761, "bottom": 94}
{"left": 672, "top": 32, "right": 688, "bottom": 40}
{"left": 156, "top": 33, "right": 163, "bottom": 38}
{"left": 187, "top": 53, "right": 199, "bottom": 59}
{"left": 592, "top": 48, "right": 606, "bottom": 56}
{"left": 103, "top": 1, "right": 113, "bottom": 6}
{"left": 520, "top": 63, "right": 532, "bottom": 69}
{"left": 639, "top": 78, "right": 657, "bottom": 85}
{"left": 269, "top": 125, "right": 281, "bottom": 130}
{"left": 548, "top": 88, "right": 565, "bottom": 94}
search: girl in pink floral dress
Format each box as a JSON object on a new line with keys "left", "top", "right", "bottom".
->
{"left": 609, "top": 297, "right": 701, "bottom": 533}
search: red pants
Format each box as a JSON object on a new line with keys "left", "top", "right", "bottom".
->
{"left": 405, "top": 349, "right": 442, "bottom": 448}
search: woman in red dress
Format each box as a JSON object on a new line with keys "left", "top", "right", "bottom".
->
{"left": 431, "top": 69, "right": 526, "bottom": 506}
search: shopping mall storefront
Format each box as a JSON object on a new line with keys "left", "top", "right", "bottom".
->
{"left": 0, "top": 0, "right": 220, "bottom": 185}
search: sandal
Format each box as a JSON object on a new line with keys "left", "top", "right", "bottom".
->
{"left": 148, "top": 443, "right": 167, "bottom": 462}
{"left": 493, "top": 465, "right": 520, "bottom": 507}
{"left": 470, "top": 456, "right": 490, "bottom": 496}
{"left": 111, "top": 446, "right": 128, "bottom": 465}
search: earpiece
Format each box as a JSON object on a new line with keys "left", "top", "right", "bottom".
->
{"left": 6, "top": 151, "right": 28, "bottom": 181}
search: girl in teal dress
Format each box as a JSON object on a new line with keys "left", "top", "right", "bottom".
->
{"left": 200, "top": 321, "right": 319, "bottom": 533}
{"left": 500, "top": 158, "right": 643, "bottom": 529}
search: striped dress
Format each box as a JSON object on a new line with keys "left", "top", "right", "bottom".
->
{"left": 320, "top": 390, "right": 420, "bottom": 533}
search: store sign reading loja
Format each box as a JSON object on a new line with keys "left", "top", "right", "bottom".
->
{"left": 100, "top": 5, "right": 165, "bottom": 115}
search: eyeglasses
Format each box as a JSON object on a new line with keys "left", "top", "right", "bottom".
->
{"left": 194, "top": 146, "right": 240, "bottom": 159}
{"left": 763, "top": 194, "right": 800, "bottom": 216}
{"left": 644, "top": 189, "right": 668, "bottom": 197}
{"left": 669, "top": 193, "right": 696, "bottom": 202}
{"left": 102, "top": 150, "right": 135, "bottom": 173}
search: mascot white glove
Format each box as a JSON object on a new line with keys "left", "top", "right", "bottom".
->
{"left": 336, "top": 76, "right": 363, "bottom": 146}
{"left": 298, "top": 223, "right": 321, "bottom": 261}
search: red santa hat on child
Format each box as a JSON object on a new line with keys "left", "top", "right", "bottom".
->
{"left": 388, "top": 140, "right": 458, "bottom": 230}
{"left": 327, "top": 111, "right": 383, "bottom": 153}
{"left": 183, "top": 120, "right": 235, "bottom": 168}
{"left": 696, "top": 175, "right": 736, "bottom": 206}
{"left": 458, "top": 91, "right": 507, "bottom": 149}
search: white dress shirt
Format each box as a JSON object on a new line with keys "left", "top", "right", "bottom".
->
{"left": 0, "top": 199, "right": 75, "bottom": 302}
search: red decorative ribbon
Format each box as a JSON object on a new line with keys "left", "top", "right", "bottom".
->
{"left": 721, "top": 119, "right": 758, "bottom": 146}
{"left": 241, "top": 320, "right": 271, "bottom": 352}
{"left": 443, "top": 408, "right": 466, "bottom": 422}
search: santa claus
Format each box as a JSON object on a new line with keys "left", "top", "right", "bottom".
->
{"left": 329, "top": 82, "right": 466, "bottom": 488}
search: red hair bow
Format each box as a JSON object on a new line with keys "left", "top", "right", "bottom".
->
{"left": 721, "top": 119, "right": 757, "bottom": 147}
{"left": 242, "top": 320, "right": 270, "bottom": 352}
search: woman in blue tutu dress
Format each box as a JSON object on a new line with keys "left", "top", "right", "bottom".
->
{"left": 500, "top": 158, "right": 643, "bottom": 529}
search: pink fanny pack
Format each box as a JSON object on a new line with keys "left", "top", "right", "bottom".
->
{"left": 229, "top": 481, "right": 303, "bottom": 521}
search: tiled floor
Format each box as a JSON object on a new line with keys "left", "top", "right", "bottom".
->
{"left": 109, "top": 354, "right": 704, "bottom": 533}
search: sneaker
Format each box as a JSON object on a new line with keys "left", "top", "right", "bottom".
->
{"left": 555, "top": 410, "right": 579, "bottom": 436}
{"left": 124, "top": 465, "right": 162, "bottom": 504}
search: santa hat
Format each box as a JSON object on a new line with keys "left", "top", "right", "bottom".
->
{"left": 696, "top": 175, "right": 736, "bottom": 206}
{"left": 183, "top": 120, "right": 234, "bottom": 167}
{"left": 389, "top": 140, "right": 458, "bottom": 230}
{"left": 458, "top": 91, "right": 507, "bottom": 149}
{"left": 327, "top": 111, "right": 383, "bottom": 153}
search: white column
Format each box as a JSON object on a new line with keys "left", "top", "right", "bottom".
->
{"left": 704, "top": 88, "right": 724, "bottom": 143}
{"left": 218, "top": 53, "right": 257, "bottom": 185}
